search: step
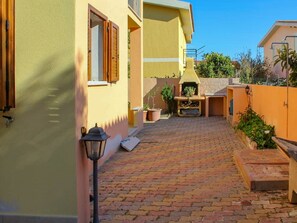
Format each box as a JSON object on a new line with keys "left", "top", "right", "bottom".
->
{"left": 234, "top": 150, "right": 289, "bottom": 191}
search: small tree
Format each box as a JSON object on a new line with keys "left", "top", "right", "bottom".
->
{"left": 161, "top": 83, "right": 174, "bottom": 113}
{"left": 236, "top": 50, "right": 274, "bottom": 84}
{"left": 274, "top": 45, "right": 297, "bottom": 87}
{"left": 147, "top": 88, "right": 157, "bottom": 109}
{"left": 196, "top": 52, "right": 235, "bottom": 78}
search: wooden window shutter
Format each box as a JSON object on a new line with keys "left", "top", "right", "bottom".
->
{"left": 0, "top": 0, "right": 15, "bottom": 110}
{"left": 103, "top": 20, "right": 108, "bottom": 81}
{"left": 108, "top": 21, "right": 119, "bottom": 82}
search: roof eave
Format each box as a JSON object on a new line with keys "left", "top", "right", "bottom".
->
{"left": 144, "top": 0, "right": 194, "bottom": 43}
{"left": 258, "top": 20, "right": 297, "bottom": 47}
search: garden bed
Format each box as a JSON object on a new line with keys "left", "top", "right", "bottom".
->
{"left": 236, "top": 107, "right": 276, "bottom": 150}
{"left": 236, "top": 129, "right": 258, "bottom": 150}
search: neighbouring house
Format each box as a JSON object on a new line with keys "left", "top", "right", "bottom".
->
{"left": 0, "top": 0, "right": 143, "bottom": 222}
{"left": 143, "top": 0, "right": 194, "bottom": 78}
{"left": 258, "top": 20, "right": 297, "bottom": 79}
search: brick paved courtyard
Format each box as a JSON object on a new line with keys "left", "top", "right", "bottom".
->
{"left": 98, "top": 117, "right": 297, "bottom": 222}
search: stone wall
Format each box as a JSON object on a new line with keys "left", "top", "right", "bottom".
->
{"left": 200, "top": 78, "right": 240, "bottom": 95}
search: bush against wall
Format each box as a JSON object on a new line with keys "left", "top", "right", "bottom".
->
{"left": 160, "top": 83, "right": 174, "bottom": 113}
{"left": 237, "top": 107, "right": 276, "bottom": 149}
{"left": 196, "top": 52, "right": 235, "bottom": 78}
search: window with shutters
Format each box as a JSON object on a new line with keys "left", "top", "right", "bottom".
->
{"left": 88, "top": 5, "right": 119, "bottom": 85}
{"left": 0, "top": 0, "right": 15, "bottom": 111}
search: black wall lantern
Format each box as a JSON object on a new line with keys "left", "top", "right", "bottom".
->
{"left": 80, "top": 124, "right": 110, "bottom": 223}
{"left": 245, "top": 85, "right": 250, "bottom": 95}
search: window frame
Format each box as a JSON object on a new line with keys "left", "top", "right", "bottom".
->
{"left": 88, "top": 5, "right": 108, "bottom": 84}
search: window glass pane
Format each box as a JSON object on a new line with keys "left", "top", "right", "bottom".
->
{"left": 90, "top": 12, "right": 104, "bottom": 81}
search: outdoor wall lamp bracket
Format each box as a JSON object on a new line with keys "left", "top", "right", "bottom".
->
{"left": 80, "top": 124, "right": 110, "bottom": 223}
{"left": 245, "top": 85, "right": 252, "bottom": 95}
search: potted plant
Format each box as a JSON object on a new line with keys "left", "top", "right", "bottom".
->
{"left": 183, "top": 86, "right": 196, "bottom": 97}
{"left": 161, "top": 83, "right": 174, "bottom": 115}
{"left": 147, "top": 88, "right": 162, "bottom": 121}
{"left": 143, "top": 103, "right": 149, "bottom": 122}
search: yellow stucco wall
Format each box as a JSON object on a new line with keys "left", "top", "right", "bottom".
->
{"left": 0, "top": 0, "right": 138, "bottom": 221}
{"left": 0, "top": 0, "right": 77, "bottom": 217}
{"left": 263, "top": 26, "right": 297, "bottom": 78}
{"left": 178, "top": 17, "right": 187, "bottom": 74}
{"left": 75, "top": 0, "right": 129, "bottom": 136}
{"left": 75, "top": 1, "right": 142, "bottom": 221}
{"left": 143, "top": 4, "right": 182, "bottom": 77}
{"left": 144, "top": 62, "right": 180, "bottom": 78}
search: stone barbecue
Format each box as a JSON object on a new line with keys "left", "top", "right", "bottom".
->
{"left": 175, "top": 58, "right": 205, "bottom": 116}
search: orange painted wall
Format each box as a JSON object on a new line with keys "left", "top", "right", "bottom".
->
{"left": 250, "top": 85, "right": 287, "bottom": 138}
{"left": 209, "top": 97, "right": 224, "bottom": 116}
{"left": 226, "top": 84, "right": 297, "bottom": 141}
{"left": 250, "top": 85, "right": 297, "bottom": 141}
{"left": 288, "top": 88, "right": 297, "bottom": 140}
{"left": 227, "top": 86, "right": 249, "bottom": 125}
{"left": 143, "top": 78, "right": 180, "bottom": 112}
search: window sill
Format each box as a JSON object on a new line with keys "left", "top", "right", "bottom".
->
{"left": 88, "top": 81, "right": 108, "bottom": 86}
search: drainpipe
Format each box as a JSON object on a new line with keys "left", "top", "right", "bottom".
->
{"left": 271, "top": 42, "right": 289, "bottom": 138}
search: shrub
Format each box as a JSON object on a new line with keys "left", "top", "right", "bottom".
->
{"left": 161, "top": 83, "right": 174, "bottom": 113}
{"left": 236, "top": 50, "right": 274, "bottom": 84}
{"left": 237, "top": 108, "right": 276, "bottom": 149}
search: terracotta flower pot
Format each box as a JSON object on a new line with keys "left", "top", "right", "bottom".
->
{"left": 147, "top": 109, "right": 161, "bottom": 121}
{"left": 143, "top": 110, "right": 148, "bottom": 122}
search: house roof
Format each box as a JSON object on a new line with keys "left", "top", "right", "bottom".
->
{"left": 258, "top": 20, "right": 297, "bottom": 47}
{"left": 144, "top": 0, "right": 194, "bottom": 43}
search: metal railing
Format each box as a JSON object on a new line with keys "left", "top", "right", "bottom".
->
{"left": 128, "top": 0, "right": 141, "bottom": 18}
{"left": 183, "top": 47, "right": 205, "bottom": 66}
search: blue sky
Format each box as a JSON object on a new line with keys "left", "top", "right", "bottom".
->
{"left": 187, "top": 0, "right": 297, "bottom": 60}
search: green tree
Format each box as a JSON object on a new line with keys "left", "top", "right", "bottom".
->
{"left": 237, "top": 50, "right": 273, "bottom": 84}
{"left": 196, "top": 52, "right": 235, "bottom": 78}
{"left": 274, "top": 45, "right": 297, "bottom": 87}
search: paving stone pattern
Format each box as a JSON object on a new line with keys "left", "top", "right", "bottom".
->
{"left": 97, "top": 117, "right": 297, "bottom": 222}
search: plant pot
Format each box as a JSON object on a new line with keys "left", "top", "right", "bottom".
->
{"left": 143, "top": 110, "right": 148, "bottom": 122}
{"left": 147, "top": 109, "right": 161, "bottom": 121}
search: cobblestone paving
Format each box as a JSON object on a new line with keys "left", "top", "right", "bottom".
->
{"left": 98, "top": 117, "right": 297, "bottom": 222}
